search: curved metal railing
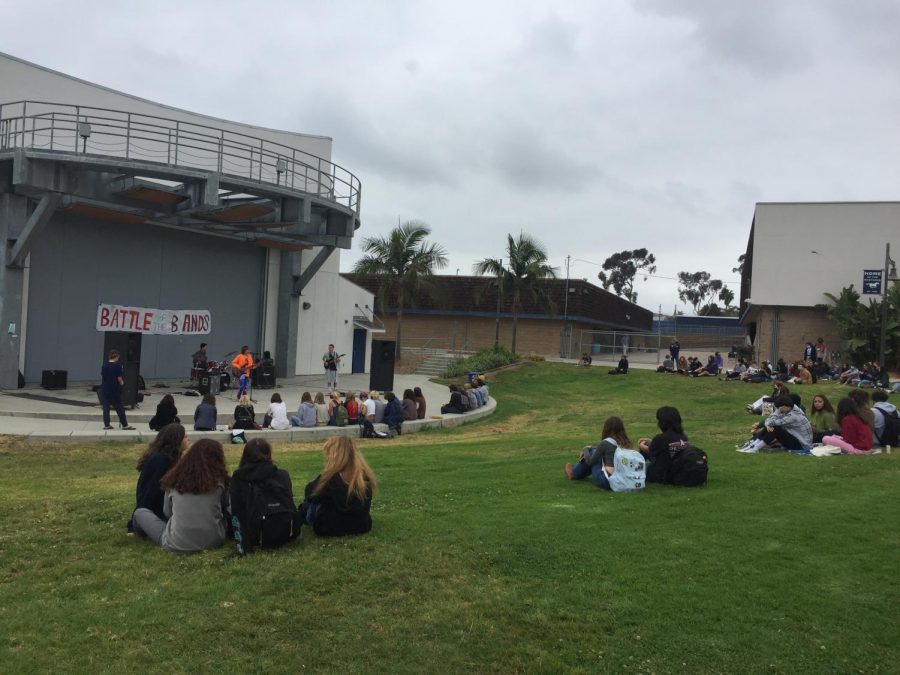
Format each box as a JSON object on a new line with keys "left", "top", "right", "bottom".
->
{"left": 0, "top": 100, "right": 360, "bottom": 213}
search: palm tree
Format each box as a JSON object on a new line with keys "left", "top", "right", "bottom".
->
{"left": 352, "top": 221, "right": 448, "bottom": 362}
{"left": 473, "top": 233, "right": 558, "bottom": 354}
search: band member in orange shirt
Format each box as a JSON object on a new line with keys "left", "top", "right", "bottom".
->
{"left": 231, "top": 346, "right": 255, "bottom": 399}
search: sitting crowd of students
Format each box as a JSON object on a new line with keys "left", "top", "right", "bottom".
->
{"left": 129, "top": 425, "right": 377, "bottom": 554}
{"left": 440, "top": 379, "right": 490, "bottom": 414}
{"left": 736, "top": 388, "right": 898, "bottom": 454}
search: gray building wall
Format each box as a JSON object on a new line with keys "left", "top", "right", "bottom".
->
{"left": 25, "top": 217, "right": 265, "bottom": 382}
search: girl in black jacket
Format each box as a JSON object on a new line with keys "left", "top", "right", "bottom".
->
{"left": 637, "top": 406, "right": 688, "bottom": 483}
{"left": 128, "top": 423, "right": 186, "bottom": 533}
{"left": 230, "top": 438, "right": 301, "bottom": 551}
{"left": 149, "top": 394, "right": 180, "bottom": 431}
{"left": 298, "top": 437, "right": 377, "bottom": 537}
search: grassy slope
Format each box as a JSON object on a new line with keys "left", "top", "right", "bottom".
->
{"left": 1, "top": 363, "right": 897, "bottom": 674}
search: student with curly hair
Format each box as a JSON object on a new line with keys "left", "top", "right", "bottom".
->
{"left": 298, "top": 437, "right": 377, "bottom": 537}
{"left": 809, "top": 394, "right": 837, "bottom": 443}
{"left": 128, "top": 423, "right": 188, "bottom": 533}
{"left": 131, "top": 439, "right": 231, "bottom": 552}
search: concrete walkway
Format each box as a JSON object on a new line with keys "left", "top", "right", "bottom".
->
{"left": 0, "top": 373, "right": 494, "bottom": 444}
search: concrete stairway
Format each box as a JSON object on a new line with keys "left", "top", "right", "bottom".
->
{"left": 415, "top": 352, "right": 461, "bottom": 376}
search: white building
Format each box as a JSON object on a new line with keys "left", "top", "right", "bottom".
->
{"left": 740, "top": 201, "right": 899, "bottom": 363}
{"left": 0, "top": 51, "right": 378, "bottom": 389}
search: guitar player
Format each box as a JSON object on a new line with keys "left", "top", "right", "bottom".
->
{"left": 323, "top": 343, "right": 343, "bottom": 392}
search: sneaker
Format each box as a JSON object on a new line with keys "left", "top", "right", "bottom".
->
{"left": 736, "top": 446, "right": 759, "bottom": 453}
{"left": 103, "top": 426, "right": 114, "bottom": 430}
{"left": 564, "top": 463, "right": 574, "bottom": 480}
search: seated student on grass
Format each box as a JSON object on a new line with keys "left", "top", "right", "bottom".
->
{"left": 608, "top": 354, "right": 629, "bottom": 375}
{"left": 194, "top": 393, "right": 217, "bottom": 431}
{"left": 298, "top": 437, "right": 377, "bottom": 537}
{"left": 637, "top": 406, "right": 688, "bottom": 483}
{"left": 149, "top": 394, "right": 180, "bottom": 431}
{"left": 747, "top": 381, "right": 790, "bottom": 415}
{"left": 823, "top": 398, "right": 874, "bottom": 454}
{"left": 132, "top": 439, "right": 230, "bottom": 553}
{"left": 809, "top": 393, "right": 838, "bottom": 443}
{"left": 230, "top": 438, "right": 301, "bottom": 551}
{"left": 723, "top": 358, "right": 747, "bottom": 380}
{"left": 578, "top": 353, "right": 592, "bottom": 367}
{"left": 290, "top": 391, "right": 317, "bottom": 428}
{"left": 871, "top": 389, "right": 898, "bottom": 446}
{"left": 564, "top": 416, "right": 635, "bottom": 490}
{"left": 848, "top": 389, "right": 876, "bottom": 430}
{"left": 736, "top": 395, "right": 813, "bottom": 453}
{"left": 128, "top": 423, "right": 188, "bottom": 533}
{"left": 676, "top": 355, "right": 689, "bottom": 374}
{"left": 657, "top": 354, "right": 676, "bottom": 373}
{"left": 690, "top": 355, "right": 720, "bottom": 377}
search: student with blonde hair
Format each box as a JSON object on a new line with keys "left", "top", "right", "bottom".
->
{"left": 314, "top": 392, "right": 329, "bottom": 426}
{"left": 298, "top": 437, "right": 377, "bottom": 536}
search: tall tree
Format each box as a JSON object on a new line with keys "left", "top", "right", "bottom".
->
{"left": 719, "top": 286, "right": 735, "bottom": 310}
{"left": 597, "top": 248, "right": 657, "bottom": 303}
{"left": 677, "top": 271, "right": 724, "bottom": 315}
{"left": 473, "top": 233, "right": 558, "bottom": 354}
{"left": 352, "top": 221, "right": 448, "bottom": 362}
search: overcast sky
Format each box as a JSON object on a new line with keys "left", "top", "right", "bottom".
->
{"left": 3, "top": 0, "right": 899, "bottom": 314}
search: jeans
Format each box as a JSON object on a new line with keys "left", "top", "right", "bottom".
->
{"left": 132, "top": 508, "right": 166, "bottom": 544}
{"left": 570, "top": 459, "right": 612, "bottom": 490}
{"left": 102, "top": 390, "right": 128, "bottom": 428}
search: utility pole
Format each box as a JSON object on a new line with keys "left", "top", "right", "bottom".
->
{"left": 494, "top": 258, "right": 502, "bottom": 348}
{"left": 564, "top": 255, "right": 571, "bottom": 322}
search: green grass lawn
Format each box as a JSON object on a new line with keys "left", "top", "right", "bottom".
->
{"left": 1, "top": 363, "right": 897, "bottom": 674}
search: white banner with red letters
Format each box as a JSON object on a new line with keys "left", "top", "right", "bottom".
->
{"left": 96, "top": 303, "right": 211, "bottom": 335}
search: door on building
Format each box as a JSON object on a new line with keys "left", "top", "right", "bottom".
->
{"left": 352, "top": 329, "right": 367, "bottom": 373}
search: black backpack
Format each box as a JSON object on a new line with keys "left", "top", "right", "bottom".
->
{"left": 875, "top": 408, "right": 900, "bottom": 446}
{"left": 666, "top": 441, "right": 709, "bottom": 487}
{"left": 237, "top": 476, "right": 300, "bottom": 553}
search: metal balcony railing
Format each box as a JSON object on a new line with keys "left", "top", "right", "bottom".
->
{"left": 0, "top": 100, "right": 360, "bottom": 213}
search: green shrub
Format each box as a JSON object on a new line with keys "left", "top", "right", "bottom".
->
{"left": 442, "top": 346, "right": 518, "bottom": 378}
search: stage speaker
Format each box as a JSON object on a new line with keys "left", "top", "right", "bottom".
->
{"left": 198, "top": 373, "right": 221, "bottom": 396}
{"left": 254, "top": 362, "right": 276, "bottom": 389}
{"left": 41, "top": 369, "right": 68, "bottom": 390}
{"left": 369, "top": 340, "right": 396, "bottom": 392}
{"left": 104, "top": 332, "right": 142, "bottom": 407}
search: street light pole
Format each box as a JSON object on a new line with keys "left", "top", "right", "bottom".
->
{"left": 494, "top": 257, "right": 502, "bottom": 348}
{"left": 878, "top": 242, "right": 897, "bottom": 367}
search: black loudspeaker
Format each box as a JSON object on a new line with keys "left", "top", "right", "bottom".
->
{"left": 104, "top": 332, "right": 142, "bottom": 407}
{"left": 198, "top": 373, "right": 221, "bottom": 396}
{"left": 41, "top": 369, "right": 68, "bottom": 390}
{"left": 369, "top": 340, "right": 396, "bottom": 392}
{"left": 253, "top": 362, "right": 276, "bottom": 389}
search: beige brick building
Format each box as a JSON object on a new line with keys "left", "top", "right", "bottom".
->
{"left": 740, "top": 202, "right": 900, "bottom": 365}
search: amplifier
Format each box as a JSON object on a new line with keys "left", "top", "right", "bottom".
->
{"left": 198, "top": 373, "right": 221, "bottom": 396}
{"left": 41, "top": 370, "right": 68, "bottom": 390}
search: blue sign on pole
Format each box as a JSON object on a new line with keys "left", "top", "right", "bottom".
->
{"left": 862, "top": 269, "right": 883, "bottom": 295}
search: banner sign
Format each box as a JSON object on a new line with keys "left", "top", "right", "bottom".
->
{"left": 862, "top": 270, "right": 883, "bottom": 295}
{"left": 96, "top": 303, "right": 211, "bottom": 335}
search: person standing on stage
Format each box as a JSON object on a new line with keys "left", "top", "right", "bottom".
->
{"left": 101, "top": 349, "right": 135, "bottom": 431}
{"left": 192, "top": 342, "right": 209, "bottom": 369}
{"left": 231, "top": 346, "right": 254, "bottom": 399}
{"left": 323, "top": 344, "right": 340, "bottom": 392}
